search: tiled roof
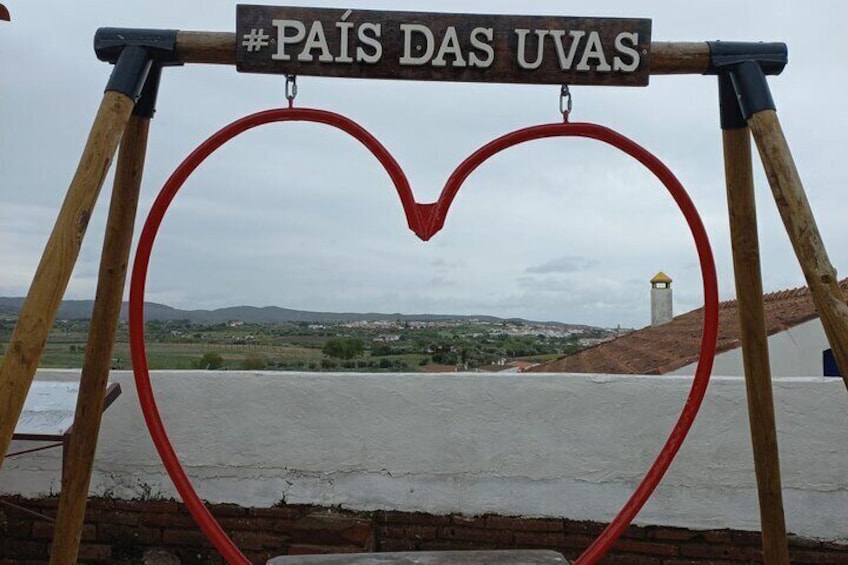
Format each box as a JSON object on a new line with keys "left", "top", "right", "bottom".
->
{"left": 529, "top": 279, "right": 848, "bottom": 375}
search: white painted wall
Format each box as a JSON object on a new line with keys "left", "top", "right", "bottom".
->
{"left": 670, "top": 318, "right": 832, "bottom": 377}
{"left": 2, "top": 370, "right": 846, "bottom": 543}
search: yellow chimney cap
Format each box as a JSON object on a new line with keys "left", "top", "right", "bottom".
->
{"left": 651, "top": 271, "right": 673, "bottom": 284}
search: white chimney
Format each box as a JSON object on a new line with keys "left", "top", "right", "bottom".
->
{"left": 651, "top": 271, "right": 673, "bottom": 326}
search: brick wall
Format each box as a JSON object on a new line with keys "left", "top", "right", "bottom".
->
{"left": 1, "top": 497, "right": 846, "bottom": 564}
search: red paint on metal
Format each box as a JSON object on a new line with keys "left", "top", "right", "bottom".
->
{"left": 129, "top": 107, "right": 719, "bottom": 565}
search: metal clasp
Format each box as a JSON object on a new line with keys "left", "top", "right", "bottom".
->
{"left": 559, "top": 85, "right": 572, "bottom": 122}
{"left": 285, "top": 74, "right": 298, "bottom": 108}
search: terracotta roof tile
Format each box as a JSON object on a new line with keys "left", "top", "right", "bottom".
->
{"left": 529, "top": 279, "right": 848, "bottom": 375}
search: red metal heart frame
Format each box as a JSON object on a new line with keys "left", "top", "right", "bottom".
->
{"left": 129, "top": 107, "right": 719, "bottom": 565}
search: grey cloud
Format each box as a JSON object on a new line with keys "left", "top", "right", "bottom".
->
{"left": 525, "top": 256, "right": 599, "bottom": 275}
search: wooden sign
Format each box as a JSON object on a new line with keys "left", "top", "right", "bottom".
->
{"left": 236, "top": 5, "right": 651, "bottom": 86}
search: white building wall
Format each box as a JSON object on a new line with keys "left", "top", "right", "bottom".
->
{"left": 670, "top": 318, "right": 831, "bottom": 377}
{"left": 2, "top": 370, "right": 846, "bottom": 543}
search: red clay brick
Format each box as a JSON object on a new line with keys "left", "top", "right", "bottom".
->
{"left": 378, "top": 538, "right": 417, "bottom": 552}
{"left": 2, "top": 540, "right": 47, "bottom": 559}
{"left": 419, "top": 540, "right": 491, "bottom": 551}
{"left": 218, "top": 516, "right": 272, "bottom": 531}
{"left": 377, "top": 524, "right": 408, "bottom": 539}
{"left": 702, "top": 530, "right": 734, "bottom": 544}
{"left": 825, "top": 542, "right": 848, "bottom": 551}
{"left": 601, "top": 554, "right": 661, "bottom": 565}
{"left": 730, "top": 530, "right": 763, "bottom": 546}
{"left": 404, "top": 525, "right": 439, "bottom": 541}
{"left": 439, "top": 525, "right": 514, "bottom": 545}
{"left": 162, "top": 528, "right": 210, "bottom": 548}
{"left": 28, "top": 520, "right": 92, "bottom": 542}
{"left": 646, "top": 527, "right": 696, "bottom": 542}
{"left": 99, "top": 522, "right": 162, "bottom": 546}
{"left": 563, "top": 520, "right": 605, "bottom": 536}
{"left": 210, "top": 503, "right": 250, "bottom": 518}
{"left": 560, "top": 534, "right": 598, "bottom": 551}
{"left": 513, "top": 530, "right": 568, "bottom": 547}
{"left": 245, "top": 550, "right": 277, "bottom": 564}
{"left": 291, "top": 512, "right": 373, "bottom": 547}
{"left": 681, "top": 543, "right": 764, "bottom": 561}
{"left": 86, "top": 509, "right": 140, "bottom": 526}
{"left": 1, "top": 516, "right": 33, "bottom": 538}
{"left": 139, "top": 500, "right": 180, "bottom": 513}
{"left": 231, "top": 530, "right": 288, "bottom": 551}
{"left": 286, "top": 544, "right": 362, "bottom": 555}
{"left": 109, "top": 499, "right": 178, "bottom": 514}
{"left": 376, "top": 511, "right": 451, "bottom": 526}
{"left": 487, "top": 516, "right": 564, "bottom": 532}
{"left": 786, "top": 534, "right": 824, "bottom": 549}
{"left": 341, "top": 521, "right": 373, "bottom": 546}
{"left": 611, "top": 539, "right": 679, "bottom": 557}
{"left": 664, "top": 560, "right": 737, "bottom": 565}
{"left": 140, "top": 511, "right": 197, "bottom": 529}
{"left": 250, "top": 506, "right": 304, "bottom": 520}
{"left": 76, "top": 543, "right": 112, "bottom": 561}
{"left": 788, "top": 549, "right": 848, "bottom": 564}
{"left": 621, "top": 525, "right": 647, "bottom": 540}
{"left": 31, "top": 521, "right": 54, "bottom": 539}
{"left": 451, "top": 515, "right": 489, "bottom": 528}
{"left": 28, "top": 498, "right": 60, "bottom": 510}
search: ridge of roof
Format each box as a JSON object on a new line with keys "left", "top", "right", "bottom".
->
{"left": 529, "top": 278, "right": 848, "bottom": 375}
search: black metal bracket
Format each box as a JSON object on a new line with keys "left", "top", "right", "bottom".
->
{"left": 133, "top": 63, "right": 164, "bottom": 118}
{"left": 94, "top": 27, "right": 180, "bottom": 64}
{"left": 94, "top": 27, "right": 181, "bottom": 116}
{"left": 706, "top": 41, "right": 788, "bottom": 130}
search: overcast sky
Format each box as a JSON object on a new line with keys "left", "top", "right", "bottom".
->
{"left": 2, "top": 0, "right": 847, "bottom": 328}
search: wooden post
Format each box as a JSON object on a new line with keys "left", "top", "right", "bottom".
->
{"left": 49, "top": 113, "right": 151, "bottom": 565}
{"left": 723, "top": 126, "right": 790, "bottom": 565}
{"left": 748, "top": 109, "right": 848, "bottom": 390}
{"left": 0, "top": 91, "right": 135, "bottom": 466}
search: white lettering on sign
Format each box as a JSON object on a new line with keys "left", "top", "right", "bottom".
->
{"left": 516, "top": 29, "right": 640, "bottom": 72}
{"left": 577, "top": 31, "right": 611, "bottom": 71}
{"left": 334, "top": 10, "right": 354, "bottom": 63}
{"left": 258, "top": 13, "right": 644, "bottom": 77}
{"left": 400, "top": 24, "right": 435, "bottom": 66}
{"left": 298, "top": 21, "right": 334, "bottom": 62}
{"left": 271, "top": 19, "right": 305, "bottom": 61}
{"left": 356, "top": 22, "right": 382, "bottom": 63}
{"left": 432, "top": 26, "right": 466, "bottom": 68}
{"left": 613, "top": 32, "right": 640, "bottom": 72}
{"left": 468, "top": 27, "right": 494, "bottom": 68}
{"left": 550, "top": 30, "right": 586, "bottom": 70}
{"left": 272, "top": 17, "right": 382, "bottom": 63}
{"left": 399, "top": 25, "right": 501, "bottom": 69}
{"left": 515, "top": 29, "right": 547, "bottom": 70}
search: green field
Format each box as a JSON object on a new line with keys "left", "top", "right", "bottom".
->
{"left": 0, "top": 317, "right": 610, "bottom": 373}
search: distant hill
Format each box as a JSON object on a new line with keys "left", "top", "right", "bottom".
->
{"left": 0, "top": 297, "right": 592, "bottom": 329}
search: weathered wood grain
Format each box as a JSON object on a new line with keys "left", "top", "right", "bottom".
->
{"left": 0, "top": 91, "right": 134, "bottom": 469}
{"left": 49, "top": 114, "right": 150, "bottom": 565}
{"left": 723, "top": 126, "right": 790, "bottom": 565}
{"left": 749, "top": 109, "right": 848, "bottom": 391}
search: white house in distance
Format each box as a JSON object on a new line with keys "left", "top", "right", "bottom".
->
{"left": 531, "top": 277, "right": 848, "bottom": 377}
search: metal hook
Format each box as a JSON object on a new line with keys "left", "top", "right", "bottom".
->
{"left": 560, "top": 85, "right": 572, "bottom": 122}
{"left": 285, "top": 74, "right": 298, "bottom": 108}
